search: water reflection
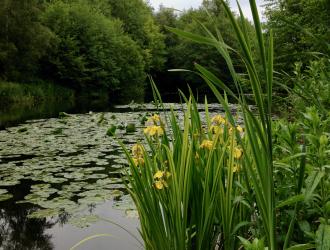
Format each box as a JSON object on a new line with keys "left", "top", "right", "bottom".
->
{"left": 0, "top": 184, "right": 55, "bottom": 250}
{"left": 0, "top": 100, "right": 74, "bottom": 130}
{"left": 0, "top": 191, "right": 140, "bottom": 250}
{"left": 0, "top": 95, "right": 113, "bottom": 130}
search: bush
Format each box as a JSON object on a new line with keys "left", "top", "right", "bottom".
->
{"left": 290, "top": 59, "right": 330, "bottom": 116}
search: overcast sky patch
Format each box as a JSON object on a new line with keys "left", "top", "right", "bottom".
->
{"left": 148, "top": 0, "right": 266, "bottom": 21}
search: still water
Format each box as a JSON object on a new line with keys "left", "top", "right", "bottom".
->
{"left": 0, "top": 102, "right": 233, "bottom": 249}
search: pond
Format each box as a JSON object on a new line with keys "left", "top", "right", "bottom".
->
{"left": 0, "top": 103, "right": 239, "bottom": 249}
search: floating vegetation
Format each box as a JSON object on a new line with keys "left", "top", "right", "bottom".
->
{"left": 27, "top": 208, "right": 60, "bottom": 219}
{"left": 58, "top": 111, "right": 71, "bottom": 119}
{"left": 0, "top": 189, "right": 8, "bottom": 195}
{"left": 125, "top": 123, "right": 136, "bottom": 133}
{"left": 106, "top": 124, "right": 117, "bottom": 136}
{"left": 0, "top": 193, "right": 13, "bottom": 201}
{"left": 17, "top": 127, "right": 28, "bottom": 133}
{"left": 68, "top": 215, "right": 100, "bottom": 228}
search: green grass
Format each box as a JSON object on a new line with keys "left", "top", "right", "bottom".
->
{"left": 0, "top": 81, "right": 74, "bottom": 107}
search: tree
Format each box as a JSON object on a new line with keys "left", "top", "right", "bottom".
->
{"left": 153, "top": 1, "right": 252, "bottom": 98}
{"left": 265, "top": 0, "right": 330, "bottom": 71}
{"left": 0, "top": 0, "right": 53, "bottom": 81}
{"left": 108, "top": 0, "right": 166, "bottom": 71}
{"left": 41, "top": 1, "right": 146, "bottom": 100}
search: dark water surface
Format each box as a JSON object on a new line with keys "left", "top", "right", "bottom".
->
{"left": 0, "top": 102, "right": 235, "bottom": 250}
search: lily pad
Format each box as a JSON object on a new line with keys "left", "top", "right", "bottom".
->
{"left": 0, "top": 189, "right": 8, "bottom": 195}
{"left": 0, "top": 193, "right": 13, "bottom": 202}
{"left": 78, "top": 195, "right": 105, "bottom": 205}
{"left": 28, "top": 208, "right": 59, "bottom": 219}
{"left": 0, "top": 179, "right": 20, "bottom": 186}
{"left": 68, "top": 215, "right": 100, "bottom": 228}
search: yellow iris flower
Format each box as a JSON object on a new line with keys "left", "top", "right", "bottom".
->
{"left": 132, "top": 144, "right": 144, "bottom": 158}
{"left": 211, "top": 115, "right": 226, "bottom": 125}
{"left": 153, "top": 170, "right": 164, "bottom": 179}
{"left": 200, "top": 140, "right": 213, "bottom": 150}
{"left": 147, "top": 114, "right": 161, "bottom": 125}
{"left": 210, "top": 125, "right": 224, "bottom": 135}
{"left": 154, "top": 181, "right": 164, "bottom": 190}
{"left": 233, "top": 147, "right": 243, "bottom": 159}
{"left": 232, "top": 163, "right": 240, "bottom": 173}
{"left": 133, "top": 157, "right": 144, "bottom": 166}
{"left": 153, "top": 170, "right": 171, "bottom": 190}
{"left": 144, "top": 125, "right": 164, "bottom": 137}
{"left": 236, "top": 125, "right": 244, "bottom": 133}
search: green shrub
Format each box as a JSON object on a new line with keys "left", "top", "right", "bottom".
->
{"left": 290, "top": 59, "right": 330, "bottom": 117}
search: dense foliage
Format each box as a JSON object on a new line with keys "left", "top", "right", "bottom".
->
{"left": 0, "top": 0, "right": 258, "bottom": 102}
{"left": 0, "top": 0, "right": 164, "bottom": 101}
{"left": 41, "top": 1, "right": 146, "bottom": 99}
{"left": 0, "top": 0, "right": 53, "bottom": 81}
{"left": 0, "top": 0, "right": 328, "bottom": 103}
{"left": 265, "top": 0, "right": 330, "bottom": 72}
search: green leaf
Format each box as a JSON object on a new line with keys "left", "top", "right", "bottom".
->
{"left": 316, "top": 224, "right": 330, "bottom": 250}
{"left": 276, "top": 194, "right": 305, "bottom": 208}
{"left": 0, "top": 193, "right": 13, "bottom": 202}
{"left": 305, "top": 171, "right": 325, "bottom": 201}
{"left": 28, "top": 208, "right": 59, "bottom": 219}
{"left": 286, "top": 243, "right": 315, "bottom": 250}
{"left": 166, "top": 26, "right": 221, "bottom": 47}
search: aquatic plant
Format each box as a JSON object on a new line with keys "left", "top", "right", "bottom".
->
{"left": 106, "top": 125, "right": 117, "bottom": 136}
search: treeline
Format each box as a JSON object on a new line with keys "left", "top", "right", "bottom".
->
{"left": 0, "top": 0, "right": 164, "bottom": 102}
{"left": 0, "top": 0, "right": 329, "bottom": 103}
{"left": 0, "top": 0, "right": 253, "bottom": 102}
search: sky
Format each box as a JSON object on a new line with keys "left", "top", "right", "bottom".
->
{"left": 148, "top": 0, "right": 266, "bottom": 21}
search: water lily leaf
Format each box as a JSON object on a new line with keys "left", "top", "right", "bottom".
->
{"left": 95, "top": 160, "right": 109, "bottom": 166}
{"left": 96, "top": 178, "right": 121, "bottom": 186}
{"left": 0, "top": 179, "right": 20, "bottom": 186}
{"left": 78, "top": 195, "right": 105, "bottom": 205}
{"left": 56, "top": 190, "right": 75, "bottom": 199}
{"left": 63, "top": 172, "right": 85, "bottom": 179}
{"left": 43, "top": 177, "right": 68, "bottom": 184}
{"left": 68, "top": 215, "right": 100, "bottom": 228}
{"left": 0, "top": 189, "right": 8, "bottom": 195}
{"left": 28, "top": 208, "right": 59, "bottom": 219}
{"left": 0, "top": 193, "right": 13, "bottom": 201}
{"left": 125, "top": 209, "right": 139, "bottom": 218}
{"left": 83, "top": 167, "right": 105, "bottom": 172}
{"left": 62, "top": 184, "right": 83, "bottom": 192}
{"left": 39, "top": 197, "right": 76, "bottom": 210}
{"left": 86, "top": 174, "right": 108, "bottom": 179}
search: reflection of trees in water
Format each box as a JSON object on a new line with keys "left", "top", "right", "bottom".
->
{"left": 0, "top": 181, "right": 99, "bottom": 249}
{"left": 0, "top": 182, "right": 55, "bottom": 250}
{"left": 0, "top": 206, "right": 54, "bottom": 249}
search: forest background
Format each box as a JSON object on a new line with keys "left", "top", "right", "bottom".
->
{"left": 0, "top": 0, "right": 329, "bottom": 107}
